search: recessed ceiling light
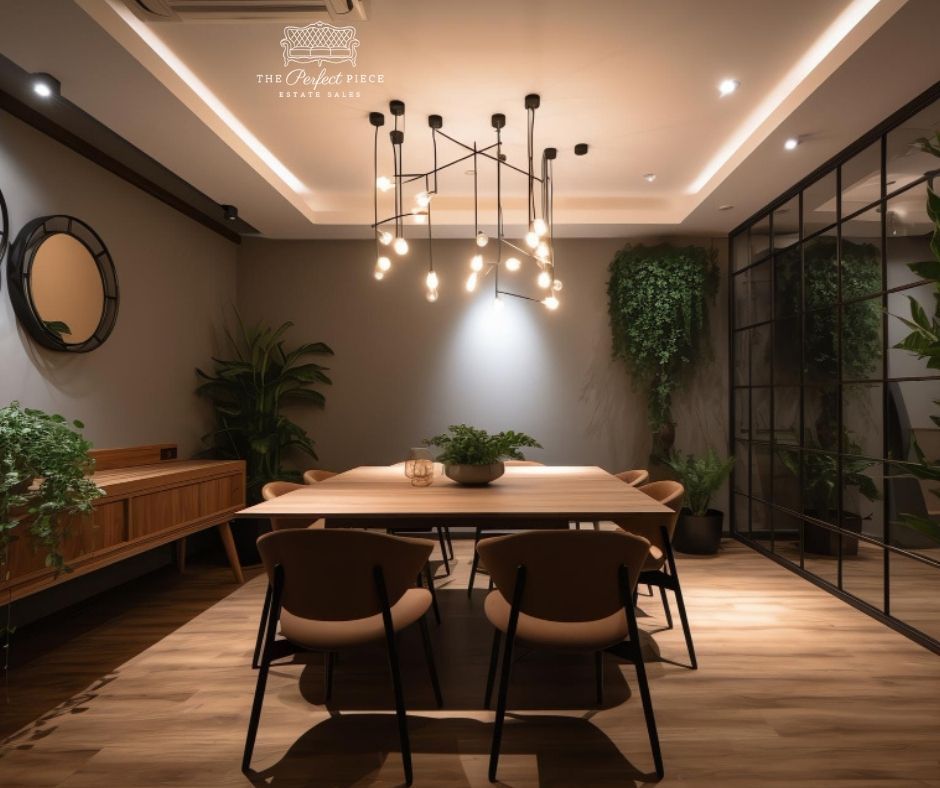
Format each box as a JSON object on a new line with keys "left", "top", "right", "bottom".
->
{"left": 718, "top": 79, "right": 740, "bottom": 97}
{"left": 719, "top": 204, "right": 734, "bottom": 211}
{"left": 31, "top": 72, "right": 60, "bottom": 98}
{"left": 643, "top": 173, "right": 656, "bottom": 182}
{"left": 784, "top": 137, "right": 800, "bottom": 151}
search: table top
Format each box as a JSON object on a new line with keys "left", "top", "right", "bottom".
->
{"left": 237, "top": 465, "right": 671, "bottom": 521}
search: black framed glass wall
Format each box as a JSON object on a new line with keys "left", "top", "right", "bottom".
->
{"left": 730, "top": 84, "right": 940, "bottom": 653}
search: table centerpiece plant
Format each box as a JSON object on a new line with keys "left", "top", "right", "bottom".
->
{"left": 424, "top": 424, "right": 541, "bottom": 485}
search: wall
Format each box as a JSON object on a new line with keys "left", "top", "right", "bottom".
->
{"left": 0, "top": 111, "right": 238, "bottom": 456}
{"left": 236, "top": 236, "right": 730, "bottom": 509}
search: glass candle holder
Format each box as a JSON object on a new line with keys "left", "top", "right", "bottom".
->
{"left": 404, "top": 447, "right": 433, "bottom": 481}
{"left": 409, "top": 458, "right": 434, "bottom": 487}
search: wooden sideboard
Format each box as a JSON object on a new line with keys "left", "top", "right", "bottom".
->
{"left": 1, "top": 444, "right": 246, "bottom": 603}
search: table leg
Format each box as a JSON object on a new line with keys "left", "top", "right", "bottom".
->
{"left": 175, "top": 537, "right": 187, "bottom": 573}
{"left": 218, "top": 521, "right": 245, "bottom": 584}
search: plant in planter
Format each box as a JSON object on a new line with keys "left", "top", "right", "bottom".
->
{"left": 196, "top": 312, "right": 333, "bottom": 504}
{"left": 778, "top": 434, "right": 879, "bottom": 556}
{"left": 424, "top": 425, "right": 541, "bottom": 485}
{"left": 664, "top": 449, "right": 734, "bottom": 554}
{"left": 1, "top": 402, "right": 104, "bottom": 649}
{"left": 607, "top": 243, "right": 718, "bottom": 460}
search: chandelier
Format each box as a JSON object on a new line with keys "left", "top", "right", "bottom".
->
{"left": 368, "top": 94, "right": 588, "bottom": 310}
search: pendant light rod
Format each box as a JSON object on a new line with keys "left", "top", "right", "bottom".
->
{"left": 434, "top": 128, "right": 541, "bottom": 182}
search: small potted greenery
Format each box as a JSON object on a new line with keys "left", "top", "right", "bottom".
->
{"left": 664, "top": 449, "right": 734, "bottom": 554}
{"left": 424, "top": 425, "right": 541, "bottom": 486}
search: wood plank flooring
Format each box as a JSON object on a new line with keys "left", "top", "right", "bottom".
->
{"left": 1, "top": 539, "right": 939, "bottom": 787}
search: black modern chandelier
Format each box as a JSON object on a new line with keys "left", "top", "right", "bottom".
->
{"left": 369, "top": 94, "right": 588, "bottom": 310}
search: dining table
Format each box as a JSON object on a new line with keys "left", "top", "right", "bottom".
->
{"left": 236, "top": 464, "right": 673, "bottom": 528}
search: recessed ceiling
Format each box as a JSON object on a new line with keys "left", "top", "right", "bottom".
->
{"left": 0, "top": 0, "right": 937, "bottom": 239}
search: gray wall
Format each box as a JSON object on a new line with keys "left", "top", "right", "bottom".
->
{"left": 0, "top": 112, "right": 238, "bottom": 456}
{"left": 237, "top": 237, "right": 729, "bottom": 508}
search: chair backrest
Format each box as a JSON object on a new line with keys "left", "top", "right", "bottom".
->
{"left": 303, "top": 469, "right": 337, "bottom": 484}
{"left": 638, "top": 480, "right": 684, "bottom": 510}
{"left": 615, "top": 469, "right": 649, "bottom": 486}
{"left": 262, "top": 481, "right": 311, "bottom": 531}
{"left": 257, "top": 529, "right": 432, "bottom": 621}
{"left": 617, "top": 481, "right": 684, "bottom": 549}
{"left": 477, "top": 530, "right": 650, "bottom": 622}
{"left": 503, "top": 460, "right": 545, "bottom": 466}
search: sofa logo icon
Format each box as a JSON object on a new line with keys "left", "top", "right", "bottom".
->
{"left": 280, "top": 21, "right": 360, "bottom": 68}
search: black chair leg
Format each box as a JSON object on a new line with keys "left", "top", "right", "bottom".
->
{"left": 436, "top": 527, "right": 451, "bottom": 576}
{"left": 483, "top": 629, "right": 502, "bottom": 709}
{"left": 467, "top": 529, "right": 482, "bottom": 597}
{"left": 423, "top": 564, "right": 441, "bottom": 625}
{"left": 251, "top": 583, "right": 272, "bottom": 670}
{"left": 659, "top": 586, "right": 673, "bottom": 629}
{"left": 324, "top": 652, "right": 335, "bottom": 701}
{"left": 489, "top": 567, "right": 524, "bottom": 783}
{"left": 444, "top": 526, "right": 454, "bottom": 559}
{"left": 376, "top": 567, "right": 413, "bottom": 786}
{"left": 418, "top": 614, "right": 443, "bottom": 707}
{"left": 595, "top": 651, "right": 604, "bottom": 705}
{"left": 672, "top": 576, "right": 697, "bottom": 669}
{"left": 243, "top": 567, "right": 282, "bottom": 773}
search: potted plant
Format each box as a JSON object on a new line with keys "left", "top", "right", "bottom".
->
{"left": 424, "top": 425, "right": 541, "bottom": 486}
{"left": 1, "top": 402, "right": 104, "bottom": 653}
{"left": 664, "top": 449, "right": 734, "bottom": 554}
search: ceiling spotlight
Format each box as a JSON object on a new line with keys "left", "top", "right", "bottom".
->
{"left": 393, "top": 237, "right": 409, "bottom": 255}
{"left": 718, "top": 78, "right": 740, "bottom": 97}
{"left": 505, "top": 256, "right": 521, "bottom": 272}
{"left": 222, "top": 204, "right": 238, "bottom": 222}
{"left": 784, "top": 137, "right": 800, "bottom": 151}
{"left": 31, "top": 72, "right": 60, "bottom": 99}
{"left": 543, "top": 295, "right": 560, "bottom": 310}
{"left": 466, "top": 272, "right": 478, "bottom": 292}
{"left": 470, "top": 254, "right": 484, "bottom": 272}
{"left": 377, "top": 256, "right": 391, "bottom": 272}
{"left": 537, "top": 270, "right": 552, "bottom": 289}
{"left": 719, "top": 204, "right": 734, "bottom": 211}
{"left": 643, "top": 173, "right": 656, "bottom": 183}
{"left": 476, "top": 231, "right": 489, "bottom": 247}
{"left": 378, "top": 230, "right": 393, "bottom": 245}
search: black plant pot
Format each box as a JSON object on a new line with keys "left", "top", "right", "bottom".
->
{"left": 803, "top": 511, "right": 861, "bottom": 556}
{"left": 674, "top": 508, "right": 724, "bottom": 555}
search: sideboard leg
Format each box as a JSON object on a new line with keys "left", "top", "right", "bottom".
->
{"left": 218, "top": 522, "right": 245, "bottom": 584}
{"left": 176, "top": 538, "right": 187, "bottom": 573}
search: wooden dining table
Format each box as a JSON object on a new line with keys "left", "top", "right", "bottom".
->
{"left": 236, "top": 464, "right": 672, "bottom": 528}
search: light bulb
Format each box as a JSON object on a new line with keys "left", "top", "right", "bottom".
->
{"left": 494, "top": 294, "right": 504, "bottom": 310}
{"left": 426, "top": 270, "right": 439, "bottom": 290}
{"left": 466, "top": 272, "right": 478, "bottom": 292}
{"left": 525, "top": 230, "right": 539, "bottom": 248}
{"left": 505, "top": 256, "right": 521, "bottom": 272}
{"left": 718, "top": 78, "right": 740, "bottom": 97}
{"left": 413, "top": 212, "right": 427, "bottom": 224}
{"left": 535, "top": 241, "right": 550, "bottom": 260}
{"left": 426, "top": 288, "right": 439, "bottom": 303}
{"left": 533, "top": 218, "right": 548, "bottom": 236}
{"left": 377, "top": 256, "right": 391, "bottom": 272}
{"left": 374, "top": 269, "right": 385, "bottom": 280}
{"left": 415, "top": 191, "right": 431, "bottom": 208}
{"left": 393, "top": 237, "right": 409, "bottom": 255}
{"left": 378, "top": 230, "right": 393, "bottom": 246}
{"left": 476, "top": 231, "right": 488, "bottom": 247}
{"left": 376, "top": 176, "right": 393, "bottom": 192}
{"left": 537, "top": 270, "right": 552, "bottom": 289}
{"left": 552, "top": 278, "right": 563, "bottom": 292}
{"left": 543, "top": 295, "right": 559, "bottom": 310}
{"left": 470, "top": 254, "right": 484, "bottom": 272}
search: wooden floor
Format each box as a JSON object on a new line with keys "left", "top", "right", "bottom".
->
{"left": 2, "top": 539, "right": 939, "bottom": 787}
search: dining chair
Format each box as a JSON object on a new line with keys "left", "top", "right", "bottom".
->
{"left": 261, "top": 481, "right": 324, "bottom": 531}
{"left": 243, "top": 529, "right": 443, "bottom": 786}
{"left": 477, "top": 529, "right": 664, "bottom": 781}
{"left": 303, "top": 468, "right": 338, "bottom": 484}
{"left": 616, "top": 468, "right": 650, "bottom": 486}
{"left": 618, "top": 480, "right": 697, "bottom": 669}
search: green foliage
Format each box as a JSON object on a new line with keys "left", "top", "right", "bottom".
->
{"left": 196, "top": 312, "right": 333, "bottom": 503}
{"left": 607, "top": 243, "right": 718, "bottom": 430}
{"left": 0, "top": 402, "right": 104, "bottom": 576}
{"left": 424, "top": 425, "right": 541, "bottom": 466}
{"left": 663, "top": 449, "right": 734, "bottom": 516}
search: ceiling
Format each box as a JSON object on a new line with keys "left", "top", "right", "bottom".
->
{"left": 0, "top": 0, "right": 938, "bottom": 239}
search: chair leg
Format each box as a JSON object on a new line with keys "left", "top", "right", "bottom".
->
{"left": 659, "top": 586, "right": 673, "bottom": 629}
{"left": 376, "top": 567, "right": 413, "bottom": 786}
{"left": 444, "top": 526, "right": 454, "bottom": 559}
{"left": 324, "top": 652, "right": 335, "bottom": 701}
{"left": 672, "top": 575, "right": 697, "bottom": 669}
{"left": 467, "top": 527, "right": 482, "bottom": 597}
{"left": 436, "top": 527, "right": 451, "bottom": 576}
{"left": 489, "top": 566, "right": 525, "bottom": 783}
{"left": 424, "top": 564, "right": 441, "bottom": 625}
{"left": 251, "top": 583, "right": 272, "bottom": 670}
{"left": 595, "top": 651, "right": 604, "bottom": 705}
{"left": 418, "top": 615, "right": 443, "bottom": 707}
{"left": 483, "top": 629, "right": 502, "bottom": 709}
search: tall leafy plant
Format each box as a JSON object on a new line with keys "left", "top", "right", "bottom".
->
{"left": 664, "top": 449, "right": 734, "bottom": 516}
{"left": 607, "top": 243, "right": 718, "bottom": 457}
{"left": 196, "top": 314, "right": 333, "bottom": 502}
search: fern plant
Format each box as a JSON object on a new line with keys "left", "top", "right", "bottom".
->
{"left": 196, "top": 313, "right": 333, "bottom": 502}
{"left": 424, "top": 425, "right": 541, "bottom": 465}
{"left": 664, "top": 449, "right": 734, "bottom": 516}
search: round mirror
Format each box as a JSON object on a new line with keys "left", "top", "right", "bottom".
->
{"left": 0, "top": 184, "right": 9, "bottom": 264}
{"left": 7, "top": 215, "right": 118, "bottom": 352}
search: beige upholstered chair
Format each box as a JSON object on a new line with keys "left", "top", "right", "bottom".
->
{"left": 303, "top": 468, "right": 338, "bottom": 484}
{"left": 615, "top": 468, "right": 650, "bottom": 486}
{"left": 243, "top": 529, "right": 442, "bottom": 785}
{"left": 261, "top": 481, "right": 323, "bottom": 531}
{"left": 477, "top": 529, "right": 663, "bottom": 781}
{"left": 617, "top": 480, "right": 697, "bottom": 669}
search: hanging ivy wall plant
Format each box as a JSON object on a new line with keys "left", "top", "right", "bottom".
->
{"left": 607, "top": 243, "right": 719, "bottom": 458}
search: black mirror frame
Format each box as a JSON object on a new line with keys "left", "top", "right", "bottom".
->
{"left": 0, "top": 184, "right": 9, "bottom": 265}
{"left": 7, "top": 215, "right": 119, "bottom": 353}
